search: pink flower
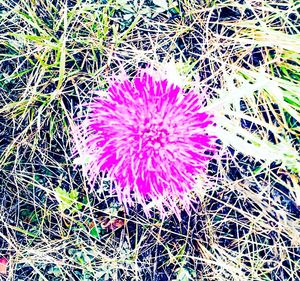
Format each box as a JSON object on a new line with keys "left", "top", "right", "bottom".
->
{"left": 0, "top": 256, "right": 8, "bottom": 275}
{"left": 73, "top": 68, "right": 217, "bottom": 218}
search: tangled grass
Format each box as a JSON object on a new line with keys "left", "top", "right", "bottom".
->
{"left": 0, "top": 0, "right": 299, "bottom": 280}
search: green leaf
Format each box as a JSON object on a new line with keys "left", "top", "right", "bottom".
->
{"left": 54, "top": 187, "right": 80, "bottom": 213}
{"left": 253, "top": 166, "right": 263, "bottom": 175}
{"left": 48, "top": 266, "right": 62, "bottom": 277}
{"left": 90, "top": 226, "right": 102, "bottom": 239}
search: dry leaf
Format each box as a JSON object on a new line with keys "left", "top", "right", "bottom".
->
{"left": 100, "top": 217, "right": 124, "bottom": 231}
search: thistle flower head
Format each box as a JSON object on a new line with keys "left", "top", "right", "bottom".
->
{"left": 73, "top": 67, "right": 217, "bottom": 218}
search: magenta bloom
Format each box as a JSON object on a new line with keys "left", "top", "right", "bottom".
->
{"left": 74, "top": 68, "right": 216, "bottom": 217}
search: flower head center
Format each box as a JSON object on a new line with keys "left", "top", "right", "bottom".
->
{"left": 139, "top": 119, "right": 170, "bottom": 150}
